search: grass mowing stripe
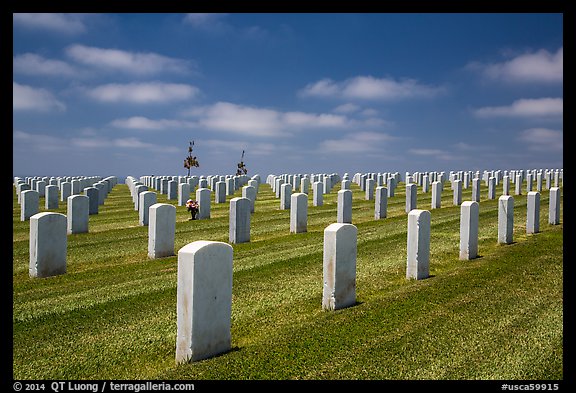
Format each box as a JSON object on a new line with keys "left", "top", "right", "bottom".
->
{"left": 12, "top": 182, "right": 562, "bottom": 380}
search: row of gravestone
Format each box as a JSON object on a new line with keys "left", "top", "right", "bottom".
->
{"left": 17, "top": 170, "right": 562, "bottom": 363}
{"left": 174, "top": 184, "right": 562, "bottom": 363}
{"left": 14, "top": 176, "right": 118, "bottom": 222}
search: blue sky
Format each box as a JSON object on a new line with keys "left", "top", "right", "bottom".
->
{"left": 12, "top": 13, "right": 563, "bottom": 179}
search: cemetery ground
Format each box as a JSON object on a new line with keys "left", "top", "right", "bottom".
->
{"left": 12, "top": 179, "right": 563, "bottom": 380}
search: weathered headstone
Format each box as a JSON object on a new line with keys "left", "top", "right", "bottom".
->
{"left": 176, "top": 241, "right": 233, "bottom": 363}
{"left": 406, "top": 209, "right": 430, "bottom": 280}
{"left": 148, "top": 203, "right": 176, "bottom": 258}
{"left": 459, "top": 201, "right": 479, "bottom": 260}
{"left": 29, "top": 212, "right": 67, "bottom": 278}
{"left": 322, "top": 223, "right": 357, "bottom": 311}
{"left": 290, "top": 193, "right": 308, "bottom": 233}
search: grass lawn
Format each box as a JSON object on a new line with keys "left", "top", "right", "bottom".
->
{"left": 12, "top": 177, "right": 563, "bottom": 381}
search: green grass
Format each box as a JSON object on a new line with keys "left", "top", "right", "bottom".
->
{"left": 12, "top": 178, "right": 563, "bottom": 380}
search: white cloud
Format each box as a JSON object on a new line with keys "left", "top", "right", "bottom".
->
{"left": 518, "top": 128, "right": 563, "bottom": 151}
{"left": 183, "top": 13, "right": 231, "bottom": 32}
{"left": 474, "top": 97, "right": 563, "bottom": 118}
{"left": 86, "top": 82, "right": 199, "bottom": 104}
{"left": 13, "top": 13, "right": 87, "bottom": 34}
{"left": 319, "top": 131, "right": 395, "bottom": 153}
{"left": 186, "top": 102, "right": 351, "bottom": 137}
{"left": 110, "top": 116, "right": 197, "bottom": 130}
{"left": 13, "top": 82, "right": 66, "bottom": 112}
{"left": 470, "top": 47, "right": 563, "bottom": 83}
{"left": 66, "top": 44, "right": 193, "bottom": 75}
{"left": 13, "top": 53, "right": 79, "bottom": 77}
{"left": 333, "top": 103, "right": 360, "bottom": 114}
{"left": 301, "top": 75, "right": 444, "bottom": 100}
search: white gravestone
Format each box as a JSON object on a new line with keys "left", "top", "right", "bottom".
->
{"left": 406, "top": 209, "right": 430, "bottom": 280}
{"left": 322, "top": 223, "right": 357, "bottom": 311}
{"left": 148, "top": 203, "right": 176, "bottom": 258}
{"left": 29, "top": 212, "right": 67, "bottom": 278}
{"left": 176, "top": 241, "right": 233, "bottom": 363}
{"left": 459, "top": 201, "right": 479, "bottom": 260}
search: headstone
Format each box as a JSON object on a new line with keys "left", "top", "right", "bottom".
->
{"left": 148, "top": 203, "right": 176, "bottom": 258}
{"left": 498, "top": 195, "right": 514, "bottom": 244}
{"left": 229, "top": 197, "right": 251, "bottom": 244}
{"left": 365, "top": 178, "right": 374, "bottom": 200}
{"left": 36, "top": 180, "right": 47, "bottom": 197}
{"left": 488, "top": 177, "right": 496, "bottom": 200}
{"left": 323, "top": 176, "right": 332, "bottom": 194}
{"left": 322, "top": 223, "right": 357, "bottom": 311}
{"left": 29, "top": 212, "right": 67, "bottom": 278}
{"left": 20, "top": 190, "right": 39, "bottom": 221}
{"left": 472, "top": 178, "right": 480, "bottom": 203}
{"left": 459, "top": 201, "right": 479, "bottom": 260}
{"left": 196, "top": 188, "right": 211, "bottom": 220}
{"left": 222, "top": 178, "right": 232, "bottom": 197}
{"left": 515, "top": 174, "right": 522, "bottom": 195}
{"left": 134, "top": 184, "right": 148, "bottom": 211}
{"left": 406, "top": 209, "right": 430, "bottom": 280}
{"left": 453, "top": 179, "right": 462, "bottom": 206}
{"left": 431, "top": 181, "right": 442, "bottom": 209}
{"left": 67, "top": 195, "right": 89, "bottom": 234}
{"left": 71, "top": 179, "right": 81, "bottom": 195}
{"left": 45, "top": 185, "right": 59, "bottom": 209}
{"left": 290, "top": 193, "right": 308, "bottom": 233}
{"left": 176, "top": 241, "right": 233, "bottom": 363}
{"left": 375, "top": 186, "right": 388, "bottom": 219}
{"left": 138, "top": 191, "right": 157, "bottom": 226}
{"left": 313, "top": 181, "right": 323, "bottom": 207}
{"left": 167, "top": 180, "right": 178, "bottom": 200}
{"left": 406, "top": 183, "right": 417, "bottom": 213}
{"left": 526, "top": 191, "right": 540, "bottom": 234}
{"left": 215, "top": 181, "right": 226, "bottom": 204}
{"left": 280, "top": 183, "right": 292, "bottom": 210}
{"left": 84, "top": 187, "right": 99, "bottom": 215}
{"left": 387, "top": 177, "right": 395, "bottom": 197}
{"left": 332, "top": 189, "right": 352, "bottom": 224}
{"left": 549, "top": 187, "right": 560, "bottom": 225}
{"left": 178, "top": 183, "right": 190, "bottom": 207}
{"left": 242, "top": 185, "right": 256, "bottom": 213}
{"left": 502, "top": 175, "right": 510, "bottom": 196}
